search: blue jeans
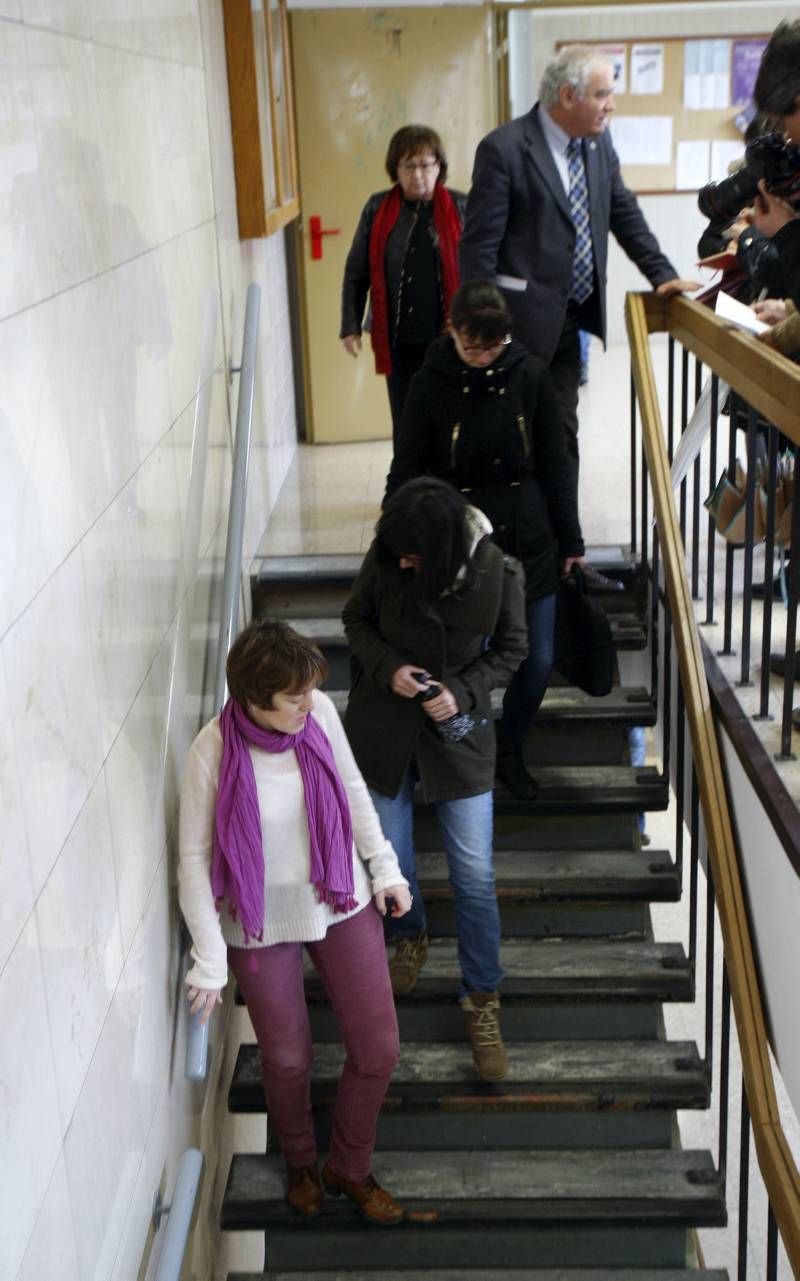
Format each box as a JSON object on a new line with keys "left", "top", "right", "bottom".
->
{"left": 369, "top": 770, "right": 502, "bottom": 995}
{"left": 498, "top": 591, "right": 556, "bottom": 754}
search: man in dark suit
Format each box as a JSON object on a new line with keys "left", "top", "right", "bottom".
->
{"left": 460, "top": 46, "right": 697, "bottom": 586}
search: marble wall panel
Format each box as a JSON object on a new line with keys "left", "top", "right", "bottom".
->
{"left": 161, "top": 224, "right": 224, "bottom": 431}
{"left": 93, "top": 44, "right": 212, "bottom": 262}
{"left": 36, "top": 770, "right": 124, "bottom": 1129}
{"left": 82, "top": 418, "right": 184, "bottom": 755}
{"left": 21, "top": 0, "right": 92, "bottom": 39}
{"left": 22, "top": 26, "right": 109, "bottom": 304}
{"left": 125, "top": 856, "right": 177, "bottom": 1136}
{"left": 2, "top": 546, "right": 104, "bottom": 898}
{"left": 0, "top": 916, "right": 63, "bottom": 1281}
{"left": 62, "top": 958, "right": 142, "bottom": 1281}
{"left": 108, "top": 1067, "right": 196, "bottom": 1281}
{"left": 15, "top": 1154, "right": 80, "bottom": 1281}
{"left": 91, "top": 0, "right": 203, "bottom": 68}
{"left": 0, "top": 22, "right": 39, "bottom": 318}
{"left": 104, "top": 623, "right": 174, "bottom": 955}
{"left": 0, "top": 658, "right": 34, "bottom": 975}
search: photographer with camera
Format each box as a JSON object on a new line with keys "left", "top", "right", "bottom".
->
{"left": 751, "top": 20, "right": 800, "bottom": 307}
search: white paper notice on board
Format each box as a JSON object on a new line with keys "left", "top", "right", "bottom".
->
{"left": 710, "top": 140, "right": 745, "bottom": 182}
{"left": 676, "top": 140, "right": 710, "bottom": 190}
{"left": 598, "top": 43, "right": 627, "bottom": 95}
{"left": 630, "top": 44, "right": 664, "bottom": 95}
{"left": 610, "top": 116, "right": 672, "bottom": 166}
{"left": 684, "top": 40, "right": 702, "bottom": 109}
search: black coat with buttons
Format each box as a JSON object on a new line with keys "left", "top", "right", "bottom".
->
{"left": 386, "top": 335, "right": 584, "bottom": 599}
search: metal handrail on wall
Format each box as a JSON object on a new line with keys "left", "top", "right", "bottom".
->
{"left": 626, "top": 291, "right": 800, "bottom": 1275}
{"left": 152, "top": 1149, "right": 204, "bottom": 1281}
{"left": 185, "top": 283, "right": 262, "bottom": 1084}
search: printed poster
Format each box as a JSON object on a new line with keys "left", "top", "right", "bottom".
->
{"left": 598, "top": 44, "right": 627, "bottom": 96}
{"left": 731, "top": 39, "right": 768, "bottom": 107}
{"left": 630, "top": 44, "right": 664, "bottom": 96}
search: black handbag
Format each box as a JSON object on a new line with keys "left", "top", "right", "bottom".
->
{"left": 553, "top": 566, "right": 614, "bottom": 697}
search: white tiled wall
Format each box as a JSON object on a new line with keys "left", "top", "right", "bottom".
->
{"left": 0, "top": 3, "right": 297, "bottom": 1278}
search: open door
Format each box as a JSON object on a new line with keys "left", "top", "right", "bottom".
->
{"left": 290, "top": 7, "right": 493, "bottom": 444}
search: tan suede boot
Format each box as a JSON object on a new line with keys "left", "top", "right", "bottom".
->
{"left": 461, "top": 990, "right": 509, "bottom": 1081}
{"left": 388, "top": 931, "right": 428, "bottom": 995}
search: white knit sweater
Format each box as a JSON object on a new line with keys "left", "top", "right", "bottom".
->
{"left": 178, "top": 689, "right": 406, "bottom": 990}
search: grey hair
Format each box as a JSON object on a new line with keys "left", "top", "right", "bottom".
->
{"left": 539, "top": 45, "right": 611, "bottom": 109}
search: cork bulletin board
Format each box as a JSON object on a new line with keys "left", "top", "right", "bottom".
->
{"left": 557, "top": 35, "right": 769, "bottom": 194}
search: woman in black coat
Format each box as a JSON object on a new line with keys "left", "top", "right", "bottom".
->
{"left": 387, "top": 280, "right": 585, "bottom": 800}
{"left": 340, "top": 124, "right": 466, "bottom": 443}
{"left": 342, "top": 478, "right": 527, "bottom": 1080}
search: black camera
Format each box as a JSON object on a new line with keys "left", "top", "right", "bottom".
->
{"left": 697, "top": 132, "right": 800, "bottom": 224}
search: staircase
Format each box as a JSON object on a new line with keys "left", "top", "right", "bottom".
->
{"left": 221, "top": 553, "right": 728, "bottom": 1280}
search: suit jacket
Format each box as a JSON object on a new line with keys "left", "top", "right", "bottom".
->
{"left": 459, "top": 105, "right": 677, "bottom": 364}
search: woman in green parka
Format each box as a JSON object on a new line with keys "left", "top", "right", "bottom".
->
{"left": 342, "top": 478, "right": 526, "bottom": 1080}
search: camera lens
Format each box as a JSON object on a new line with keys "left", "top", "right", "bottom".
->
{"left": 697, "top": 165, "right": 759, "bottom": 224}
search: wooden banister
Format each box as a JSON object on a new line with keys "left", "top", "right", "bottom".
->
{"left": 626, "top": 290, "right": 800, "bottom": 1275}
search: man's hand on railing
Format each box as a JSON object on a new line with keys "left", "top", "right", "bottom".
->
{"left": 654, "top": 277, "right": 702, "bottom": 298}
{"left": 187, "top": 986, "right": 223, "bottom": 1025}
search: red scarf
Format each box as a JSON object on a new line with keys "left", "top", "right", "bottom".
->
{"left": 368, "top": 184, "right": 462, "bottom": 375}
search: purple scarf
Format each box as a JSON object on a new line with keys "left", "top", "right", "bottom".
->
{"left": 212, "top": 698, "right": 357, "bottom": 941}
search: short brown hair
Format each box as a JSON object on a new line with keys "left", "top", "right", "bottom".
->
{"left": 385, "top": 124, "right": 448, "bottom": 184}
{"left": 226, "top": 619, "right": 328, "bottom": 710}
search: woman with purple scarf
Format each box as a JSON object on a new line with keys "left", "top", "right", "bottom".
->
{"left": 178, "top": 619, "right": 411, "bottom": 1225}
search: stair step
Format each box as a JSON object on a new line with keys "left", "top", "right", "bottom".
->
{"left": 221, "top": 1151, "right": 727, "bottom": 1253}
{"left": 304, "top": 939, "right": 693, "bottom": 1004}
{"left": 324, "top": 683, "right": 656, "bottom": 726}
{"left": 417, "top": 848, "right": 678, "bottom": 900}
{"left": 487, "top": 766, "right": 668, "bottom": 816}
{"left": 230, "top": 1039, "right": 708, "bottom": 1116}
{"left": 233, "top": 1271, "right": 729, "bottom": 1281}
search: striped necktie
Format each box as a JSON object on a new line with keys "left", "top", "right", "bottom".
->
{"left": 567, "top": 137, "right": 593, "bottom": 304}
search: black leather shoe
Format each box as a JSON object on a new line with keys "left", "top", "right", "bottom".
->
{"left": 581, "top": 564, "right": 625, "bottom": 594}
{"left": 769, "top": 650, "right": 800, "bottom": 681}
{"left": 496, "top": 753, "right": 539, "bottom": 800}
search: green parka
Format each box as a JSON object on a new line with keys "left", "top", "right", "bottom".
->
{"left": 342, "top": 520, "right": 527, "bottom": 803}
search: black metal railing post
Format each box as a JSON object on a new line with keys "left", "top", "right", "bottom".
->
{"left": 691, "top": 358, "right": 703, "bottom": 600}
{"left": 718, "top": 964, "right": 731, "bottom": 1188}
{"left": 721, "top": 405, "right": 739, "bottom": 656}
{"left": 738, "top": 1081, "right": 751, "bottom": 1281}
{"left": 630, "top": 368, "right": 637, "bottom": 555}
{"left": 738, "top": 404, "right": 759, "bottom": 687}
{"left": 757, "top": 425, "right": 779, "bottom": 721}
{"left": 704, "top": 374, "right": 719, "bottom": 626}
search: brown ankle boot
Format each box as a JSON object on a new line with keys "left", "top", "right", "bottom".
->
{"left": 286, "top": 1163, "right": 323, "bottom": 1217}
{"left": 321, "top": 1164, "right": 404, "bottom": 1226}
{"left": 461, "top": 990, "right": 509, "bottom": 1081}
{"left": 388, "top": 931, "right": 428, "bottom": 995}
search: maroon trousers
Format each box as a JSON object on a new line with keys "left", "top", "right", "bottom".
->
{"left": 228, "top": 903, "right": 399, "bottom": 1181}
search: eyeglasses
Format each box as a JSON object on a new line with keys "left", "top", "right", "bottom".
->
{"left": 397, "top": 159, "right": 440, "bottom": 173}
{"left": 459, "top": 334, "right": 511, "bottom": 357}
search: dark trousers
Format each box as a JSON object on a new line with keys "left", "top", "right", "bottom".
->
{"left": 497, "top": 591, "right": 557, "bottom": 754}
{"left": 385, "top": 342, "right": 430, "bottom": 447}
{"left": 547, "top": 306, "right": 583, "bottom": 512}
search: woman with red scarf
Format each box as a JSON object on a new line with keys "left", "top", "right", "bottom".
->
{"left": 178, "top": 620, "right": 410, "bottom": 1225}
{"left": 340, "top": 124, "right": 465, "bottom": 444}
